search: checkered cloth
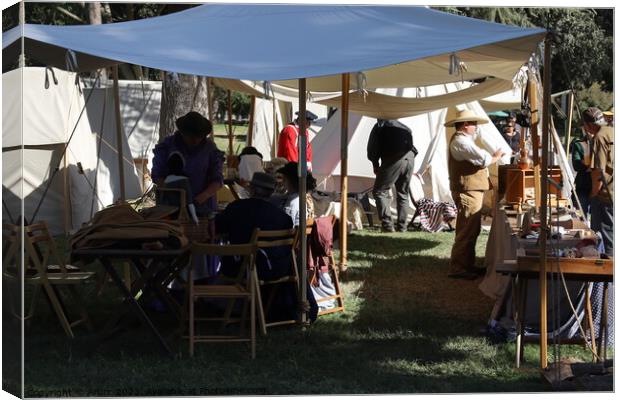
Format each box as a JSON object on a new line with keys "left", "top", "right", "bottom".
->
{"left": 414, "top": 198, "right": 457, "bottom": 232}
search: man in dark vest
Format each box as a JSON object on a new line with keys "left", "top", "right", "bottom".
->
{"left": 445, "top": 110, "right": 504, "bottom": 279}
{"left": 367, "top": 119, "right": 417, "bottom": 232}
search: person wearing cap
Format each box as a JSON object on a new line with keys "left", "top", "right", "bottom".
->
{"left": 367, "top": 119, "right": 418, "bottom": 232}
{"left": 445, "top": 109, "right": 505, "bottom": 279}
{"left": 271, "top": 161, "right": 316, "bottom": 226}
{"left": 152, "top": 111, "right": 224, "bottom": 218}
{"left": 216, "top": 172, "right": 318, "bottom": 322}
{"left": 583, "top": 107, "right": 614, "bottom": 256}
{"left": 277, "top": 110, "right": 318, "bottom": 169}
{"left": 216, "top": 172, "right": 294, "bottom": 280}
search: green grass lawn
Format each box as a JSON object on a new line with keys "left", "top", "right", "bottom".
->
{"left": 3, "top": 228, "right": 603, "bottom": 396}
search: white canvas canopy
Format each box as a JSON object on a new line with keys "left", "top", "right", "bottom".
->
{"left": 2, "top": 67, "right": 142, "bottom": 234}
{"left": 3, "top": 4, "right": 545, "bottom": 90}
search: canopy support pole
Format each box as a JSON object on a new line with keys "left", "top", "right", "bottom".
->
{"left": 539, "top": 34, "right": 552, "bottom": 371}
{"left": 112, "top": 65, "right": 126, "bottom": 201}
{"left": 298, "top": 78, "right": 308, "bottom": 326}
{"left": 247, "top": 95, "right": 256, "bottom": 146}
{"left": 271, "top": 98, "right": 278, "bottom": 159}
{"left": 227, "top": 90, "right": 234, "bottom": 158}
{"left": 339, "top": 73, "right": 350, "bottom": 270}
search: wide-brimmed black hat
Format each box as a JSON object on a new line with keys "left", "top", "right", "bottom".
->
{"left": 250, "top": 172, "right": 276, "bottom": 191}
{"left": 295, "top": 110, "right": 318, "bottom": 122}
{"left": 176, "top": 111, "right": 212, "bottom": 137}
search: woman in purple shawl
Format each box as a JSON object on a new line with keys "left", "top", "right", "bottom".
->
{"left": 152, "top": 111, "right": 224, "bottom": 217}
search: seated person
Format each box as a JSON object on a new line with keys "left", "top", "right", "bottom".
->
{"left": 271, "top": 161, "right": 316, "bottom": 226}
{"left": 238, "top": 146, "right": 265, "bottom": 186}
{"left": 157, "top": 151, "right": 199, "bottom": 224}
{"left": 216, "top": 172, "right": 294, "bottom": 281}
{"left": 216, "top": 172, "right": 318, "bottom": 321}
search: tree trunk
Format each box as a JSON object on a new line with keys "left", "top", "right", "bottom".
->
{"left": 87, "top": 2, "right": 102, "bottom": 24}
{"left": 87, "top": 3, "right": 107, "bottom": 81}
{"left": 159, "top": 73, "right": 210, "bottom": 141}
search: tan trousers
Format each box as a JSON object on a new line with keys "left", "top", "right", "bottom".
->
{"left": 449, "top": 190, "right": 484, "bottom": 274}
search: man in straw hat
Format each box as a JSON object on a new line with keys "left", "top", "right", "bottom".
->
{"left": 445, "top": 109, "right": 505, "bottom": 279}
{"left": 582, "top": 107, "right": 614, "bottom": 257}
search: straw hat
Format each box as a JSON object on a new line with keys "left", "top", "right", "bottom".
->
{"left": 444, "top": 109, "right": 489, "bottom": 127}
{"left": 603, "top": 107, "right": 614, "bottom": 117}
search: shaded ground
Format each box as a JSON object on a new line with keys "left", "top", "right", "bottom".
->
{"left": 3, "top": 228, "right": 610, "bottom": 396}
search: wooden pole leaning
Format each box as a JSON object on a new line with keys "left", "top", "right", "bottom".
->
{"left": 112, "top": 65, "right": 126, "bottom": 201}
{"left": 539, "top": 34, "right": 552, "bottom": 371}
{"left": 565, "top": 92, "right": 574, "bottom": 156}
{"left": 298, "top": 78, "right": 308, "bottom": 325}
{"left": 339, "top": 73, "right": 350, "bottom": 271}
{"left": 271, "top": 98, "right": 278, "bottom": 159}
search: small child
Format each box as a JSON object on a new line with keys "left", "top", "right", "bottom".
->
{"left": 160, "top": 151, "right": 199, "bottom": 225}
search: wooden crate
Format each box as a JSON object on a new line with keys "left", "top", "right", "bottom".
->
{"left": 503, "top": 167, "right": 562, "bottom": 204}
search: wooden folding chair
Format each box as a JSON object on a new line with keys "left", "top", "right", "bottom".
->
{"left": 2, "top": 222, "right": 95, "bottom": 338}
{"left": 253, "top": 228, "right": 299, "bottom": 335}
{"left": 187, "top": 233, "right": 258, "bottom": 358}
{"left": 297, "top": 216, "right": 345, "bottom": 316}
{"left": 155, "top": 186, "right": 190, "bottom": 221}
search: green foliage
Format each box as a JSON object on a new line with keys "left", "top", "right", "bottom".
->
{"left": 213, "top": 86, "right": 252, "bottom": 122}
{"left": 436, "top": 7, "right": 613, "bottom": 95}
{"left": 576, "top": 82, "right": 614, "bottom": 115}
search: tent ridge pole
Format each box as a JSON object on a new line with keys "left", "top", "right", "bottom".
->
{"left": 112, "top": 65, "right": 126, "bottom": 201}
{"left": 298, "top": 78, "right": 308, "bottom": 326}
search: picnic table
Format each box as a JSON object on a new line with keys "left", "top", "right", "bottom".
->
{"left": 72, "top": 246, "right": 190, "bottom": 357}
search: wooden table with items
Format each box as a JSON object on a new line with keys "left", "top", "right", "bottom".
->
{"left": 491, "top": 204, "right": 613, "bottom": 368}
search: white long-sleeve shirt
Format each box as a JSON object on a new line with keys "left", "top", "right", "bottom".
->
{"left": 449, "top": 132, "right": 493, "bottom": 167}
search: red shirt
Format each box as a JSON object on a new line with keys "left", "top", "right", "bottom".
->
{"left": 277, "top": 123, "right": 313, "bottom": 165}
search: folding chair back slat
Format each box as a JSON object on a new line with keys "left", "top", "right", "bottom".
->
{"left": 187, "top": 229, "right": 259, "bottom": 358}
{"left": 252, "top": 228, "right": 299, "bottom": 335}
{"left": 3, "top": 221, "right": 94, "bottom": 338}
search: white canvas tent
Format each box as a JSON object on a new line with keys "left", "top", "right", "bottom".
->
{"left": 312, "top": 83, "right": 514, "bottom": 204}
{"left": 2, "top": 67, "right": 142, "bottom": 234}
{"left": 82, "top": 78, "right": 162, "bottom": 190}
